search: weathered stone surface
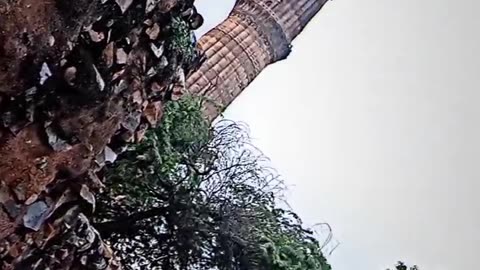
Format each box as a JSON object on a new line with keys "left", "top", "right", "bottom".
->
{"left": 0, "top": 0, "right": 201, "bottom": 268}
{"left": 0, "top": 0, "right": 104, "bottom": 95}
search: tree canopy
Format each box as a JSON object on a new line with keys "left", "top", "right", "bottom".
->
{"left": 94, "top": 96, "right": 332, "bottom": 270}
{"left": 387, "top": 261, "right": 419, "bottom": 270}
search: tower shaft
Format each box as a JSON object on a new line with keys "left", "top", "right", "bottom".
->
{"left": 187, "top": 0, "right": 329, "bottom": 119}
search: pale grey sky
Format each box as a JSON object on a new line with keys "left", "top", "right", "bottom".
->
{"left": 196, "top": 1, "right": 480, "bottom": 269}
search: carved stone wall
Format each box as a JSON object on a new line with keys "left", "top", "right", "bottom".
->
{"left": 186, "top": 0, "right": 329, "bottom": 119}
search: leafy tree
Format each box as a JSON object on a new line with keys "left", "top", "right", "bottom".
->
{"left": 387, "top": 261, "right": 419, "bottom": 270}
{"left": 94, "top": 96, "right": 331, "bottom": 270}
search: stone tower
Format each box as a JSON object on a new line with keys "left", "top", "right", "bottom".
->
{"left": 186, "top": 0, "right": 329, "bottom": 119}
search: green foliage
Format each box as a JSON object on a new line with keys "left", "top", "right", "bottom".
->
{"left": 260, "top": 210, "right": 332, "bottom": 270}
{"left": 95, "top": 96, "right": 331, "bottom": 270}
{"left": 387, "top": 261, "right": 419, "bottom": 270}
{"left": 167, "top": 17, "right": 196, "bottom": 64}
{"left": 95, "top": 96, "right": 208, "bottom": 222}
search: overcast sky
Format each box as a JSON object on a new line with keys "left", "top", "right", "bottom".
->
{"left": 195, "top": 1, "right": 480, "bottom": 269}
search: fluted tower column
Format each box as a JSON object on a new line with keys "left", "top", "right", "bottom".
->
{"left": 187, "top": 0, "right": 329, "bottom": 119}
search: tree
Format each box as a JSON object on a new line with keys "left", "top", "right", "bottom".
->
{"left": 387, "top": 261, "right": 419, "bottom": 270}
{"left": 94, "top": 97, "right": 331, "bottom": 270}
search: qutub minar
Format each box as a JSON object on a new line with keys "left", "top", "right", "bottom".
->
{"left": 186, "top": 0, "right": 330, "bottom": 119}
